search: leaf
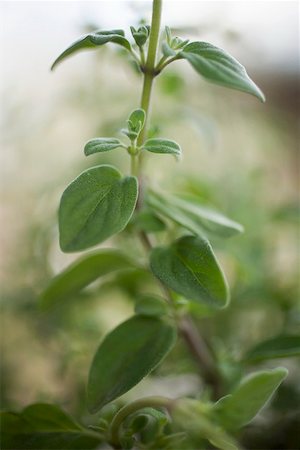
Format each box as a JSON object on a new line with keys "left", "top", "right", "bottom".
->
{"left": 40, "top": 250, "right": 136, "bottom": 309}
{"left": 0, "top": 407, "right": 102, "bottom": 450}
{"left": 213, "top": 367, "right": 288, "bottom": 430}
{"left": 150, "top": 235, "right": 229, "bottom": 309}
{"left": 59, "top": 165, "right": 138, "bottom": 252}
{"left": 128, "top": 109, "right": 146, "bottom": 132}
{"left": 147, "top": 190, "right": 243, "bottom": 238}
{"left": 179, "top": 41, "right": 265, "bottom": 102}
{"left": 84, "top": 138, "right": 124, "bottom": 156}
{"left": 135, "top": 295, "right": 169, "bottom": 317}
{"left": 21, "top": 404, "right": 81, "bottom": 432}
{"left": 133, "top": 209, "right": 166, "bottom": 233}
{"left": 142, "top": 138, "right": 181, "bottom": 156}
{"left": 244, "top": 335, "right": 300, "bottom": 362}
{"left": 87, "top": 316, "right": 177, "bottom": 413}
{"left": 51, "top": 29, "right": 131, "bottom": 70}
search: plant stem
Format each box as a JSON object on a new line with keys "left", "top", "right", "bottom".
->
{"left": 109, "top": 396, "right": 173, "bottom": 447}
{"left": 133, "top": 0, "right": 223, "bottom": 401}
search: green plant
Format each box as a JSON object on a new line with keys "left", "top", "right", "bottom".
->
{"left": 1, "top": 1, "right": 299, "bottom": 449}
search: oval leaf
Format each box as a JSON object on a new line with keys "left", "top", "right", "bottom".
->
{"left": 128, "top": 109, "right": 146, "bottom": 132}
{"left": 40, "top": 250, "right": 136, "bottom": 309}
{"left": 59, "top": 165, "right": 138, "bottom": 252}
{"left": 244, "top": 335, "right": 300, "bottom": 362}
{"left": 84, "top": 138, "right": 124, "bottom": 156}
{"left": 147, "top": 191, "right": 243, "bottom": 238}
{"left": 87, "top": 316, "right": 177, "bottom": 413}
{"left": 179, "top": 41, "right": 265, "bottom": 102}
{"left": 213, "top": 367, "right": 288, "bottom": 430}
{"left": 142, "top": 138, "right": 181, "bottom": 156}
{"left": 21, "top": 404, "right": 81, "bottom": 432}
{"left": 150, "top": 235, "right": 229, "bottom": 309}
{"left": 51, "top": 29, "right": 131, "bottom": 70}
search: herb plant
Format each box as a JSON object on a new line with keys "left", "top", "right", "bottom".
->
{"left": 2, "top": 1, "right": 299, "bottom": 449}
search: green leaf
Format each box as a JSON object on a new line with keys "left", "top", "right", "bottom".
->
{"left": 244, "top": 335, "right": 300, "bottom": 362}
{"left": 142, "top": 138, "right": 181, "bottom": 156}
{"left": 135, "top": 295, "right": 169, "bottom": 317}
{"left": 0, "top": 406, "right": 102, "bottom": 450}
{"left": 59, "top": 165, "right": 138, "bottom": 252}
{"left": 214, "top": 367, "right": 288, "bottom": 430}
{"left": 162, "top": 41, "right": 176, "bottom": 58}
{"left": 87, "top": 316, "right": 177, "bottom": 413}
{"left": 130, "top": 25, "right": 150, "bottom": 47}
{"left": 84, "top": 138, "right": 124, "bottom": 156}
{"left": 40, "top": 250, "right": 136, "bottom": 309}
{"left": 132, "top": 209, "right": 166, "bottom": 233}
{"left": 51, "top": 29, "right": 131, "bottom": 70}
{"left": 21, "top": 404, "right": 81, "bottom": 432}
{"left": 147, "top": 191, "right": 243, "bottom": 238}
{"left": 128, "top": 109, "right": 146, "bottom": 132}
{"left": 179, "top": 41, "right": 265, "bottom": 102}
{"left": 150, "top": 235, "right": 229, "bottom": 309}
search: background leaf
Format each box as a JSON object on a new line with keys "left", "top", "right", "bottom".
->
{"left": 84, "top": 138, "right": 124, "bottom": 156}
{"left": 150, "top": 235, "right": 229, "bottom": 308}
{"left": 213, "top": 367, "right": 288, "bottom": 430}
{"left": 142, "top": 138, "right": 181, "bottom": 156}
{"left": 0, "top": 405, "right": 102, "bottom": 450}
{"left": 147, "top": 190, "right": 243, "bottom": 238}
{"left": 244, "top": 335, "right": 300, "bottom": 362}
{"left": 59, "top": 165, "right": 138, "bottom": 252}
{"left": 179, "top": 41, "right": 265, "bottom": 101}
{"left": 40, "top": 250, "right": 136, "bottom": 309}
{"left": 51, "top": 29, "right": 131, "bottom": 70}
{"left": 87, "top": 316, "right": 177, "bottom": 413}
{"left": 134, "top": 295, "right": 169, "bottom": 317}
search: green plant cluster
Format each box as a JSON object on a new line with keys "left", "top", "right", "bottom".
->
{"left": 1, "top": 1, "right": 299, "bottom": 449}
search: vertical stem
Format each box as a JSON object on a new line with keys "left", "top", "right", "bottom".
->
{"left": 132, "top": 0, "right": 223, "bottom": 400}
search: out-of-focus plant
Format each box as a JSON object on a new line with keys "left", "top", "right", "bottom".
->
{"left": 1, "top": 1, "right": 299, "bottom": 449}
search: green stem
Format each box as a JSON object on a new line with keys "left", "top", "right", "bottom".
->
{"left": 132, "top": 0, "right": 223, "bottom": 401}
{"left": 109, "top": 396, "right": 173, "bottom": 447}
{"left": 137, "top": 0, "right": 162, "bottom": 151}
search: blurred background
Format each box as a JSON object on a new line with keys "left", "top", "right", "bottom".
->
{"left": 1, "top": 1, "right": 299, "bottom": 448}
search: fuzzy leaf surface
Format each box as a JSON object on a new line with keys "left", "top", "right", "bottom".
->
{"left": 84, "top": 138, "right": 124, "bottom": 156}
{"left": 147, "top": 191, "right": 243, "bottom": 238}
{"left": 244, "top": 335, "right": 300, "bottom": 362}
{"left": 87, "top": 316, "right": 177, "bottom": 413}
{"left": 59, "top": 165, "right": 138, "bottom": 252}
{"left": 214, "top": 367, "right": 288, "bottom": 430}
{"left": 150, "top": 235, "right": 229, "bottom": 308}
{"left": 179, "top": 41, "right": 265, "bottom": 101}
{"left": 142, "top": 138, "right": 181, "bottom": 156}
{"left": 40, "top": 250, "right": 135, "bottom": 308}
{"left": 51, "top": 29, "right": 130, "bottom": 70}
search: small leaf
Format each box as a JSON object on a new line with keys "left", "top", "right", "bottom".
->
{"left": 244, "top": 335, "right": 300, "bottom": 362}
{"left": 51, "top": 29, "right": 131, "bottom": 70}
{"left": 87, "top": 316, "right": 177, "bottom": 413}
{"left": 40, "top": 250, "right": 135, "bottom": 309}
{"left": 135, "top": 295, "right": 169, "bottom": 317}
{"left": 59, "top": 165, "right": 138, "bottom": 252}
{"left": 150, "top": 235, "right": 229, "bottom": 309}
{"left": 142, "top": 138, "right": 181, "bottom": 156}
{"left": 179, "top": 41, "right": 265, "bottom": 102}
{"left": 214, "top": 367, "right": 288, "bottom": 430}
{"left": 128, "top": 109, "right": 146, "bottom": 132}
{"left": 147, "top": 191, "right": 243, "bottom": 238}
{"left": 162, "top": 41, "right": 176, "bottom": 58}
{"left": 84, "top": 138, "right": 124, "bottom": 156}
{"left": 130, "top": 25, "right": 150, "bottom": 47}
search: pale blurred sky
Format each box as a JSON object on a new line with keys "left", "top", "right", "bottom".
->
{"left": 1, "top": 1, "right": 299, "bottom": 81}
